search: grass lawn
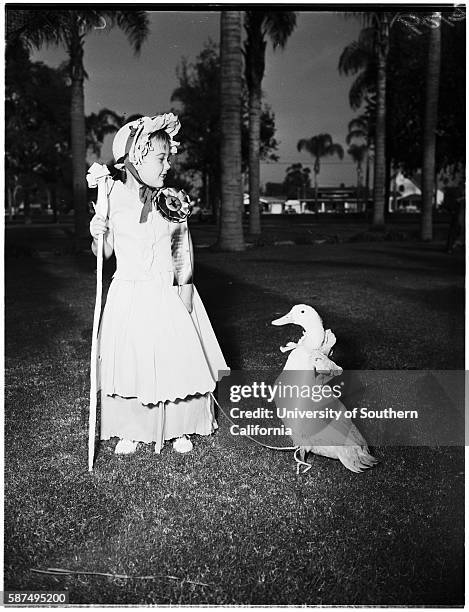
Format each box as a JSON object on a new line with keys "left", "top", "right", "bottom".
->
{"left": 4, "top": 219, "right": 464, "bottom": 605}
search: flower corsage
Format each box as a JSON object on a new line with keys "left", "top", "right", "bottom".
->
{"left": 157, "top": 187, "right": 191, "bottom": 223}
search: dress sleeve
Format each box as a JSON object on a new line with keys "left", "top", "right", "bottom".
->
{"left": 170, "top": 220, "right": 193, "bottom": 286}
{"left": 104, "top": 180, "right": 116, "bottom": 250}
{"left": 187, "top": 225, "right": 194, "bottom": 283}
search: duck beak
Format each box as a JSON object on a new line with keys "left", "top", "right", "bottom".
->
{"left": 272, "top": 312, "right": 293, "bottom": 326}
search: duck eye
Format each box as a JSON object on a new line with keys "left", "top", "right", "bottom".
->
{"left": 300, "top": 310, "right": 305, "bottom": 313}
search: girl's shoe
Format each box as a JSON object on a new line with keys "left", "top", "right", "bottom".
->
{"left": 172, "top": 435, "right": 193, "bottom": 453}
{"left": 115, "top": 439, "right": 138, "bottom": 454}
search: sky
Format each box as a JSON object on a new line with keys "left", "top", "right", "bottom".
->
{"left": 33, "top": 10, "right": 363, "bottom": 188}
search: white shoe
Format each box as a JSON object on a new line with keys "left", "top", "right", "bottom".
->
{"left": 172, "top": 435, "right": 193, "bottom": 453}
{"left": 114, "top": 439, "right": 138, "bottom": 455}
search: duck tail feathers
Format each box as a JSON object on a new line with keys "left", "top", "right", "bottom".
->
{"left": 338, "top": 446, "right": 378, "bottom": 473}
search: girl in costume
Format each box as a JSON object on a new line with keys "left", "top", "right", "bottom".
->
{"left": 89, "top": 113, "right": 229, "bottom": 455}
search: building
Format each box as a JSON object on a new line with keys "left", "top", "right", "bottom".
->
{"left": 253, "top": 186, "right": 372, "bottom": 214}
{"left": 389, "top": 171, "right": 444, "bottom": 212}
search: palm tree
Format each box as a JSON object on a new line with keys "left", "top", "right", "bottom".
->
{"left": 421, "top": 13, "right": 441, "bottom": 241}
{"left": 297, "top": 134, "right": 344, "bottom": 211}
{"left": 347, "top": 143, "right": 368, "bottom": 208}
{"left": 219, "top": 11, "right": 244, "bottom": 251}
{"left": 338, "top": 28, "right": 377, "bottom": 110}
{"left": 243, "top": 11, "right": 296, "bottom": 236}
{"left": 7, "top": 9, "right": 149, "bottom": 246}
{"left": 347, "top": 108, "right": 375, "bottom": 204}
{"left": 339, "top": 12, "right": 401, "bottom": 229}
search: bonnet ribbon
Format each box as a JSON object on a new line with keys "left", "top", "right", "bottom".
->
{"left": 124, "top": 159, "right": 157, "bottom": 224}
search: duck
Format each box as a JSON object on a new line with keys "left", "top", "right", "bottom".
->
{"left": 272, "top": 304, "right": 378, "bottom": 473}
{"left": 272, "top": 304, "right": 341, "bottom": 377}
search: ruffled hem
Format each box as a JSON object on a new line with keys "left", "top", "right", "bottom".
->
{"left": 100, "top": 391, "right": 218, "bottom": 446}
{"left": 102, "top": 380, "right": 218, "bottom": 407}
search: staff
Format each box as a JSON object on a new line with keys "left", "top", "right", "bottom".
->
{"left": 86, "top": 163, "right": 111, "bottom": 471}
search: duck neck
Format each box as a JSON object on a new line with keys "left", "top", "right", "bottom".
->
{"left": 300, "top": 325, "right": 324, "bottom": 351}
{"left": 301, "top": 326, "right": 317, "bottom": 338}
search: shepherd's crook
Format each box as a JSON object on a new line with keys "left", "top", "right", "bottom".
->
{"left": 86, "top": 163, "right": 111, "bottom": 471}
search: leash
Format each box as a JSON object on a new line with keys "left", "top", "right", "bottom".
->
{"left": 210, "top": 392, "right": 311, "bottom": 474}
{"left": 209, "top": 391, "right": 297, "bottom": 452}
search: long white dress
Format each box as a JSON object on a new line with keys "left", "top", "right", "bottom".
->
{"left": 97, "top": 178, "right": 229, "bottom": 451}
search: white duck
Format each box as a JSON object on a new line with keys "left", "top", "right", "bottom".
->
{"left": 272, "top": 304, "right": 378, "bottom": 473}
{"left": 272, "top": 304, "right": 340, "bottom": 375}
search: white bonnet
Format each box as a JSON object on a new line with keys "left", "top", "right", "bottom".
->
{"left": 112, "top": 113, "right": 181, "bottom": 167}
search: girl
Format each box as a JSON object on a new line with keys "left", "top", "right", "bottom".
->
{"left": 89, "top": 113, "right": 229, "bottom": 455}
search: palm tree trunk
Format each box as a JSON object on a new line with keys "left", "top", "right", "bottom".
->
{"left": 69, "top": 25, "right": 88, "bottom": 249}
{"left": 373, "top": 53, "right": 386, "bottom": 229}
{"left": 357, "top": 164, "right": 362, "bottom": 208}
{"left": 365, "top": 149, "right": 370, "bottom": 207}
{"left": 314, "top": 171, "right": 318, "bottom": 213}
{"left": 313, "top": 158, "right": 320, "bottom": 213}
{"left": 248, "top": 81, "right": 262, "bottom": 236}
{"left": 421, "top": 13, "right": 441, "bottom": 241}
{"left": 71, "top": 75, "right": 88, "bottom": 246}
{"left": 218, "top": 11, "right": 244, "bottom": 251}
